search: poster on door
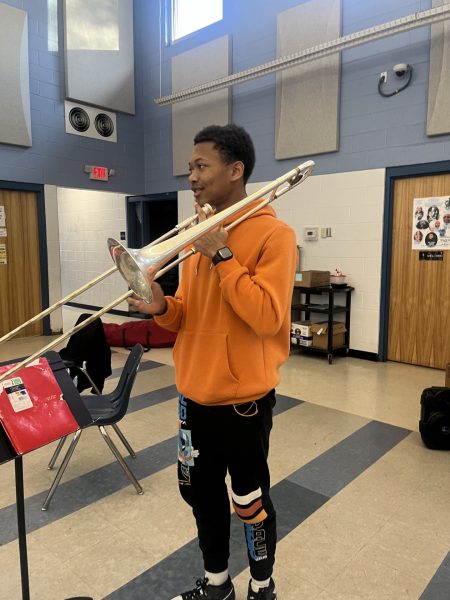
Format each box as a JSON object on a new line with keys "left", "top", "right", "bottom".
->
{"left": 412, "top": 196, "right": 450, "bottom": 249}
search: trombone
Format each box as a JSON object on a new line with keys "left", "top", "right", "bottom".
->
{"left": 0, "top": 160, "right": 314, "bottom": 382}
{"left": 0, "top": 204, "right": 215, "bottom": 346}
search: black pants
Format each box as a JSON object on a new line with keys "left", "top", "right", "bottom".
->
{"left": 177, "top": 391, "right": 277, "bottom": 580}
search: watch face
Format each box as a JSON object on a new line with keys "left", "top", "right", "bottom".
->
{"left": 212, "top": 246, "right": 233, "bottom": 265}
{"left": 218, "top": 247, "right": 232, "bottom": 260}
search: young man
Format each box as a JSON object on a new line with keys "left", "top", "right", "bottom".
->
{"left": 129, "top": 124, "right": 297, "bottom": 600}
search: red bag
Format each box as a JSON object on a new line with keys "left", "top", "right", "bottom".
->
{"left": 103, "top": 320, "right": 177, "bottom": 351}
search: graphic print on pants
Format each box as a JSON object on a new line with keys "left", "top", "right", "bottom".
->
{"left": 178, "top": 395, "right": 199, "bottom": 486}
{"left": 176, "top": 392, "right": 277, "bottom": 579}
{"left": 245, "top": 521, "right": 268, "bottom": 562}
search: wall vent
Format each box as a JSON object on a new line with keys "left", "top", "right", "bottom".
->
{"left": 64, "top": 101, "right": 117, "bottom": 142}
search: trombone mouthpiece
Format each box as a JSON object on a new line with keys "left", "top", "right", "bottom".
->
{"left": 202, "top": 203, "right": 214, "bottom": 218}
{"left": 107, "top": 238, "right": 154, "bottom": 303}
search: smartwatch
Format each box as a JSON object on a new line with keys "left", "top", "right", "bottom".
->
{"left": 212, "top": 246, "right": 233, "bottom": 265}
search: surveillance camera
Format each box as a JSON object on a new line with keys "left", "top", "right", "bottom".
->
{"left": 393, "top": 63, "right": 409, "bottom": 77}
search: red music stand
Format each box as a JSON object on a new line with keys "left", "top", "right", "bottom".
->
{"left": 0, "top": 351, "right": 93, "bottom": 600}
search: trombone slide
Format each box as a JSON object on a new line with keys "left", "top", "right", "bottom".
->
{"left": 0, "top": 160, "right": 314, "bottom": 382}
{"left": 108, "top": 160, "right": 315, "bottom": 303}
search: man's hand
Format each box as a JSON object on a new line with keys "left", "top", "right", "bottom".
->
{"left": 127, "top": 281, "right": 167, "bottom": 315}
{"left": 193, "top": 202, "right": 228, "bottom": 259}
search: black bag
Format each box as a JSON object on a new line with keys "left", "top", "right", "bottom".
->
{"left": 419, "top": 387, "right": 450, "bottom": 450}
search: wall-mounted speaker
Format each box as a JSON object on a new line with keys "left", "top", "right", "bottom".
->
{"left": 64, "top": 100, "right": 117, "bottom": 142}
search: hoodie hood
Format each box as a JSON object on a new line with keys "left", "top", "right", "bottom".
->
{"left": 222, "top": 199, "right": 277, "bottom": 228}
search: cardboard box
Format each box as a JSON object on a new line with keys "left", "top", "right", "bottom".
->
{"left": 310, "top": 321, "right": 346, "bottom": 350}
{"left": 298, "top": 335, "right": 313, "bottom": 347}
{"left": 291, "top": 322, "right": 313, "bottom": 346}
{"left": 297, "top": 270, "right": 330, "bottom": 288}
{"left": 446, "top": 363, "right": 450, "bottom": 387}
{"left": 290, "top": 334, "right": 313, "bottom": 347}
{"left": 291, "top": 320, "right": 312, "bottom": 337}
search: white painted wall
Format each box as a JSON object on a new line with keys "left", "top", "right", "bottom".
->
{"left": 179, "top": 168, "right": 385, "bottom": 353}
{"left": 56, "top": 187, "right": 130, "bottom": 314}
{"left": 54, "top": 169, "right": 385, "bottom": 352}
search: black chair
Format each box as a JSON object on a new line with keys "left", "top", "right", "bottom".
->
{"left": 42, "top": 344, "right": 145, "bottom": 510}
{"left": 59, "top": 313, "right": 112, "bottom": 394}
{"left": 52, "top": 313, "right": 137, "bottom": 467}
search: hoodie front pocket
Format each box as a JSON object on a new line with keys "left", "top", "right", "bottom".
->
{"left": 173, "top": 330, "right": 239, "bottom": 403}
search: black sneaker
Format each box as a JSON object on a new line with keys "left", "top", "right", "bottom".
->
{"left": 171, "top": 576, "right": 235, "bottom": 600}
{"left": 247, "top": 578, "right": 277, "bottom": 600}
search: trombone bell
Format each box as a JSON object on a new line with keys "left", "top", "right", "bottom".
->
{"left": 107, "top": 202, "right": 216, "bottom": 303}
{"left": 108, "top": 239, "right": 156, "bottom": 303}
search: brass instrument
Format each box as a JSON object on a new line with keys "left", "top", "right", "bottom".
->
{"left": 0, "top": 160, "right": 314, "bottom": 382}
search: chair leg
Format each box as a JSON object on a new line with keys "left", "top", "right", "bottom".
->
{"left": 47, "top": 436, "right": 67, "bottom": 469}
{"left": 77, "top": 369, "right": 137, "bottom": 458}
{"left": 41, "top": 430, "right": 83, "bottom": 511}
{"left": 98, "top": 426, "right": 143, "bottom": 495}
{"left": 111, "top": 423, "right": 137, "bottom": 458}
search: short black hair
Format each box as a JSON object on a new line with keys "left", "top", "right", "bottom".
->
{"left": 194, "top": 124, "right": 255, "bottom": 184}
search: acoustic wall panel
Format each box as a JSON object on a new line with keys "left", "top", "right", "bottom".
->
{"left": 427, "top": 0, "right": 450, "bottom": 136}
{"left": 0, "top": 3, "right": 32, "bottom": 147}
{"left": 275, "top": 0, "right": 341, "bottom": 159}
{"left": 172, "top": 36, "right": 230, "bottom": 176}
{"left": 64, "top": 0, "right": 135, "bottom": 114}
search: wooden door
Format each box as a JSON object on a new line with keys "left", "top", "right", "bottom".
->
{"left": 388, "top": 175, "right": 450, "bottom": 369}
{"left": 0, "top": 190, "right": 42, "bottom": 337}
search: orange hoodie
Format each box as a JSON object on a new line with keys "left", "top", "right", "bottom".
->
{"left": 154, "top": 200, "right": 297, "bottom": 405}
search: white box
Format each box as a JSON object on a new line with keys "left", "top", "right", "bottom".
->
{"left": 291, "top": 321, "right": 312, "bottom": 337}
{"left": 291, "top": 322, "right": 313, "bottom": 347}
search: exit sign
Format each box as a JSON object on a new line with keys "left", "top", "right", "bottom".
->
{"left": 84, "top": 164, "right": 109, "bottom": 181}
{"left": 90, "top": 166, "right": 108, "bottom": 181}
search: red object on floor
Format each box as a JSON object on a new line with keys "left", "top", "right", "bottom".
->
{"left": 103, "top": 319, "right": 177, "bottom": 350}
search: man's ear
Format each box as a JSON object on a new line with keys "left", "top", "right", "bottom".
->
{"left": 230, "top": 161, "right": 245, "bottom": 182}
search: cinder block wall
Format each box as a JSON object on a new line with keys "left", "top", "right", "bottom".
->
{"left": 0, "top": 0, "right": 145, "bottom": 194}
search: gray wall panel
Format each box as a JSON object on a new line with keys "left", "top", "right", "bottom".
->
{"left": 427, "top": 0, "right": 450, "bottom": 136}
{"left": 172, "top": 36, "right": 230, "bottom": 176}
{"left": 142, "top": 0, "right": 450, "bottom": 193}
{"left": 64, "top": 0, "right": 135, "bottom": 114}
{"left": 0, "top": 3, "right": 32, "bottom": 147}
{"left": 275, "top": 0, "right": 341, "bottom": 159}
{"left": 0, "top": 0, "right": 144, "bottom": 192}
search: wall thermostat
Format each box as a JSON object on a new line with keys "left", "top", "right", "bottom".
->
{"left": 304, "top": 227, "right": 318, "bottom": 241}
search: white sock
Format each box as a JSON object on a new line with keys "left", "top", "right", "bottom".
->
{"left": 205, "top": 569, "right": 229, "bottom": 586}
{"left": 251, "top": 577, "right": 271, "bottom": 592}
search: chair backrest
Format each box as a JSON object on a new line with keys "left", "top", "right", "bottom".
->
{"left": 108, "top": 344, "right": 144, "bottom": 420}
{"left": 63, "top": 314, "right": 108, "bottom": 359}
{"left": 60, "top": 313, "right": 112, "bottom": 393}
